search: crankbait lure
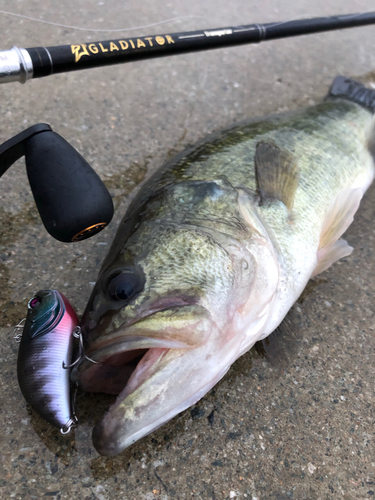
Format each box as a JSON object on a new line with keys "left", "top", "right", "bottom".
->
{"left": 16, "top": 290, "right": 79, "bottom": 433}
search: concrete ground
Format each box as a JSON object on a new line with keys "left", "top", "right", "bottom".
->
{"left": 0, "top": 0, "right": 375, "bottom": 498}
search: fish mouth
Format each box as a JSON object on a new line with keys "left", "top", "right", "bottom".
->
{"left": 76, "top": 304, "right": 213, "bottom": 389}
{"left": 72, "top": 304, "right": 214, "bottom": 454}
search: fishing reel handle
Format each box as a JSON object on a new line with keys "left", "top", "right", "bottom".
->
{"left": 0, "top": 123, "right": 113, "bottom": 242}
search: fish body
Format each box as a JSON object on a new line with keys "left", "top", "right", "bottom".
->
{"left": 75, "top": 77, "right": 375, "bottom": 455}
{"left": 17, "top": 290, "right": 78, "bottom": 433}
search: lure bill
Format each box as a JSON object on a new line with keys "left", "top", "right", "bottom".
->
{"left": 16, "top": 290, "right": 79, "bottom": 433}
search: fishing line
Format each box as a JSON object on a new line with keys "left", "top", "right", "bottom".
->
{"left": 0, "top": 9, "right": 206, "bottom": 33}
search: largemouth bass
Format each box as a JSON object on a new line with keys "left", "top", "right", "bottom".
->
{"left": 73, "top": 76, "right": 375, "bottom": 456}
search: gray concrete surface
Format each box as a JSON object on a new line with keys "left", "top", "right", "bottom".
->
{"left": 0, "top": 0, "right": 375, "bottom": 498}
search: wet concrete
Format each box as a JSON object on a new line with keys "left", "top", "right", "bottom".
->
{"left": 0, "top": 0, "right": 375, "bottom": 498}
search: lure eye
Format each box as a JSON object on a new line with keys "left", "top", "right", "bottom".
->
{"left": 29, "top": 296, "right": 41, "bottom": 309}
{"left": 107, "top": 269, "right": 144, "bottom": 302}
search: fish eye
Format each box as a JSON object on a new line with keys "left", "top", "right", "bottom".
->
{"left": 107, "top": 269, "right": 144, "bottom": 302}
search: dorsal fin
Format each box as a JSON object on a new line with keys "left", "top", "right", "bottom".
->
{"left": 254, "top": 140, "right": 299, "bottom": 210}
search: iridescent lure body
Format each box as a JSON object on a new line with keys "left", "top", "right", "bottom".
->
{"left": 17, "top": 290, "right": 79, "bottom": 433}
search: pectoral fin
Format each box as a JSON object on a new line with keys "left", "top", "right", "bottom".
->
{"left": 312, "top": 187, "right": 362, "bottom": 277}
{"left": 255, "top": 140, "right": 299, "bottom": 210}
{"left": 312, "top": 239, "right": 353, "bottom": 277}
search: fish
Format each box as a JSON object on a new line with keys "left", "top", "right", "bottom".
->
{"left": 17, "top": 289, "right": 79, "bottom": 433}
{"left": 72, "top": 76, "right": 375, "bottom": 456}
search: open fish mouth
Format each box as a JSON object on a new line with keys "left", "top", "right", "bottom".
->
{"left": 74, "top": 304, "right": 212, "bottom": 393}
{"left": 71, "top": 304, "right": 219, "bottom": 455}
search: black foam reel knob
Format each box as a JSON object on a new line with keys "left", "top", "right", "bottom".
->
{"left": 25, "top": 131, "right": 114, "bottom": 242}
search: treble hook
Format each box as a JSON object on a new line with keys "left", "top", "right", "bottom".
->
{"left": 60, "top": 381, "right": 79, "bottom": 434}
{"left": 62, "top": 326, "right": 99, "bottom": 369}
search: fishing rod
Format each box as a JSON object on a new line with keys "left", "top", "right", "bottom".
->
{"left": 0, "top": 11, "right": 374, "bottom": 243}
{"left": 1, "top": 11, "right": 375, "bottom": 84}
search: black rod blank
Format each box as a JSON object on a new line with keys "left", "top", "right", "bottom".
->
{"left": 1, "top": 11, "right": 375, "bottom": 83}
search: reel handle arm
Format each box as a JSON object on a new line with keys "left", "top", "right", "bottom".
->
{"left": 0, "top": 123, "right": 51, "bottom": 177}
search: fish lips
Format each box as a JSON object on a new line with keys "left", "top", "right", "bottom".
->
{"left": 89, "top": 317, "right": 239, "bottom": 457}
{"left": 72, "top": 303, "right": 213, "bottom": 394}
{"left": 72, "top": 304, "right": 214, "bottom": 455}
